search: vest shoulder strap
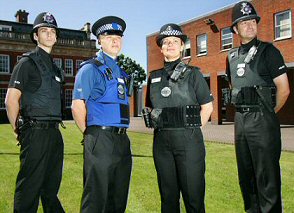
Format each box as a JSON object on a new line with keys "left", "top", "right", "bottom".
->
{"left": 80, "top": 58, "right": 103, "bottom": 69}
{"left": 228, "top": 48, "right": 239, "bottom": 63}
{"left": 22, "top": 51, "right": 48, "bottom": 74}
{"left": 256, "top": 41, "right": 271, "bottom": 56}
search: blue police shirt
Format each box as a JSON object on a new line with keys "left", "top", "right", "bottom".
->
{"left": 73, "top": 51, "right": 120, "bottom": 101}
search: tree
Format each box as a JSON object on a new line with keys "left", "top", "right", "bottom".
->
{"left": 117, "top": 54, "right": 146, "bottom": 88}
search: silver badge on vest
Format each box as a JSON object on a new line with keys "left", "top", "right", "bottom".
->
{"left": 161, "top": 87, "right": 171, "bottom": 97}
{"left": 237, "top": 63, "right": 246, "bottom": 77}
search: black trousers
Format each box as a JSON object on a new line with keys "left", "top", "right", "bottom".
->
{"left": 153, "top": 128, "right": 206, "bottom": 213}
{"left": 81, "top": 126, "right": 132, "bottom": 213}
{"left": 234, "top": 110, "right": 282, "bottom": 213}
{"left": 14, "top": 126, "right": 64, "bottom": 213}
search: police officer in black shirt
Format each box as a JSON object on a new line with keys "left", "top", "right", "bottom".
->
{"left": 5, "top": 12, "right": 65, "bottom": 213}
{"left": 144, "top": 23, "right": 213, "bottom": 213}
{"left": 226, "top": 1, "right": 290, "bottom": 212}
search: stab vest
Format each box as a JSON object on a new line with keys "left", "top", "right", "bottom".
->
{"left": 81, "top": 59, "right": 130, "bottom": 127}
{"left": 20, "top": 50, "right": 63, "bottom": 121}
{"left": 149, "top": 66, "right": 199, "bottom": 108}
{"left": 228, "top": 41, "right": 275, "bottom": 101}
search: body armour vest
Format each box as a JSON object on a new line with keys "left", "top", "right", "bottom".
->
{"left": 81, "top": 59, "right": 130, "bottom": 127}
{"left": 20, "top": 50, "right": 63, "bottom": 121}
{"left": 149, "top": 66, "right": 199, "bottom": 109}
{"left": 228, "top": 41, "right": 275, "bottom": 102}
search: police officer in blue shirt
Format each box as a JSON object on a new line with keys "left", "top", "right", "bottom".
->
{"left": 72, "top": 16, "right": 132, "bottom": 213}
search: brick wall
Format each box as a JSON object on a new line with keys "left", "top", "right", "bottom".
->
{"left": 146, "top": 0, "right": 294, "bottom": 124}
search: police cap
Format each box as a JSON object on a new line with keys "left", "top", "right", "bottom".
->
{"left": 92, "top": 16, "right": 126, "bottom": 38}
{"left": 156, "top": 23, "right": 187, "bottom": 47}
{"left": 230, "top": 1, "right": 260, "bottom": 33}
{"left": 30, "top": 12, "right": 59, "bottom": 44}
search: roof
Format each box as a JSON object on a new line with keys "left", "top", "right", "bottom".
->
{"left": 0, "top": 19, "right": 88, "bottom": 40}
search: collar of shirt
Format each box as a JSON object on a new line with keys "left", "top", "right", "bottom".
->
{"left": 35, "top": 46, "right": 54, "bottom": 69}
{"left": 96, "top": 50, "right": 121, "bottom": 76}
{"left": 239, "top": 37, "right": 258, "bottom": 55}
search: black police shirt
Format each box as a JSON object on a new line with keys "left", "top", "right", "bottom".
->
{"left": 145, "top": 59, "right": 213, "bottom": 108}
{"left": 226, "top": 37, "right": 288, "bottom": 84}
{"left": 9, "top": 47, "right": 54, "bottom": 93}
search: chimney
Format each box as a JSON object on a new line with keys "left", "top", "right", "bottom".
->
{"left": 81, "top": 22, "right": 91, "bottom": 39}
{"left": 15, "top": 10, "right": 29, "bottom": 24}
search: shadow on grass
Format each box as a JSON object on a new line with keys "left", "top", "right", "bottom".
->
{"left": 0, "top": 153, "right": 153, "bottom": 158}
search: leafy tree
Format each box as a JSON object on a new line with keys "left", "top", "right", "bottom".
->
{"left": 117, "top": 54, "right": 146, "bottom": 87}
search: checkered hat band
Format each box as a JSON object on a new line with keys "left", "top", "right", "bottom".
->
{"left": 96, "top": 23, "right": 122, "bottom": 35}
{"left": 160, "top": 29, "right": 182, "bottom": 36}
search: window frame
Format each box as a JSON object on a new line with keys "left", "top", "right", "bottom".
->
{"left": 0, "top": 54, "right": 10, "bottom": 74}
{"left": 64, "top": 89, "right": 73, "bottom": 109}
{"left": 274, "top": 10, "right": 292, "bottom": 41}
{"left": 64, "top": 59, "right": 73, "bottom": 76}
{"left": 183, "top": 38, "right": 191, "bottom": 58}
{"left": 221, "top": 27, "right": 233, "bottom": 51}
{"left": 197, "top": 34, "right": 208, "bottom": 56}
{"left": 0, "top": 88, "right": 7, "bottom": 109}
{"left": 53, "top": 58, "right": 63, "bottom": 69}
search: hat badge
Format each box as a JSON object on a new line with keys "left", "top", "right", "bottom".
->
{"left": 240, "top": 2, "right": 252, "bottom": 15}
{"left": 166, "top": 25, "right": 173, "bottom": 32}
{"left": 43, "top": 12, "right": 54, "bottom": 23}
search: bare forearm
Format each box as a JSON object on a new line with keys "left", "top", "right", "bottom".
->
{"left": 273, "top": 73, "right": 290, "bottom": 113}
{"left": 5, "top": 88, "right": 21, "bottom": 131}
{"left": 275, "top": 89, "right": 290, "bottom": 113}
{"left": 200, "top": 102, "right": 213, "bottom": 127}
{"left": 6, "top": 102, "right": 20, "bottom": 130}
{"left": 71, "top": 100, "right": 87, "bottom": 133}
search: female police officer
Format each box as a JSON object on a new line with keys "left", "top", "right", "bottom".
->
{"left": 144, "top": 23, "right": 213, "bottom": 213}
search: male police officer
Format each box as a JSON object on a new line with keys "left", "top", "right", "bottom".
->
{"left": 5, "top": 12, "right": 65, "bottom": 212}
{"left": 227, "top": 1, "right": 290, "bottom": 212}
{"left": 72, "top": 16, "right": 132, "bottom": 213}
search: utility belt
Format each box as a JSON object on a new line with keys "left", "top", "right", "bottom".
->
{"left": 142, "top": 105, "right": 201, "bottom": 129}
{"left": 223, "top": 86, "right": 276, "bottom": 112}
{"left": 17, "top": 118, "right": 60, "bottom": 130}
{"left": 87, "top": 125, "right": 127, "bottom": 135}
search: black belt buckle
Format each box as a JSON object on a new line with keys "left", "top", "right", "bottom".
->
{"left": 117, "top": 127, "right": 126, "bottom": 134}
{"left": 242, "top": 107, "right": 250, "bottom": 113}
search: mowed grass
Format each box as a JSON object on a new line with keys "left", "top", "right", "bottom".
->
{"left": 0, "top": 123, "right": 293, "bottom": 213}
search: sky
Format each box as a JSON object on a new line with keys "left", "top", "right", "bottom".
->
{"left": 0, "top": 0, "right": 240, "bottom": 70}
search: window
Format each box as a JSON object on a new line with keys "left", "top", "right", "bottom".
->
{"left": 76, "top": 59, "right": 83, "bottom": 70}
{"left": 65, "top": 89, "right": 72, "bottom": 108}
{"left": 0, "top": 25, "right": 12, "bottom": 38}
{"left": 275, "top": 10, "right": 292, "bottom": 40}
{"left": 0, "top": 25, "right": 12, "bottom": 31}
{"left": 197, "top": 34, "right": 207, "bottom": 55}
{"left": 64, "top": 59, "right": 73, "bottom": 76}
{"left": 0, "top": 88, "right": 7, "bottom": 109}
{"left": 53, "top": 58, "right": 62, "bottom": 69}
{"left": 221, "top": 28, "right": 233, "bottom": 50}
{"left": 0, "top": 54, "right": 10, "bottom": 73}
{"left": 183, "top": 39, "right": 191, "bottom": 58}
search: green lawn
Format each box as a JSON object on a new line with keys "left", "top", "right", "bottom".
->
{"left": 0, "top": 124, "right": 293, "bottom": 213}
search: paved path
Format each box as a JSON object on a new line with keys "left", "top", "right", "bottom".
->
{"left": 128, "top": 117, "right": 294, "bottom": 152}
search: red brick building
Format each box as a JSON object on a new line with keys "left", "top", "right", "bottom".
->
{"left": 146, "top": 0, "right": 294, "bottom": 124}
